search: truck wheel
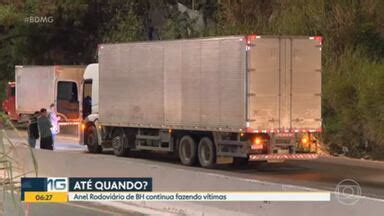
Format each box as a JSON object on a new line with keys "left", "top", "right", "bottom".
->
{"left": 178, "top": 135, "right": 197, "bottom": 166}
{"left": 86, "top": 125, "right": 102, "bottom": 153}
{"left": 198, "top": 137, "right": 216, "bottom": 168}
{"left": 112, "top": 129, "right": 129, "bottom": 156}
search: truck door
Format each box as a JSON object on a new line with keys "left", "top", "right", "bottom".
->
{"left": 290, "top": 38, "right": 322, "bottom": 129}
{"left": 57, "top": 81, "right": 80, "bottom": 120}
{"left": 247, "top": 36, "right": 321, "bottom": 131}
{"left": 247, "top": 37, "right": 280, "bottom": 130}
{"left": 82, "top": 80, "right": 92, "bottom": 119}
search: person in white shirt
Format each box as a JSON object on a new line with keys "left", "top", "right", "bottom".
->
{"left": 48, "top": 103, "right": 60, "bottom": 144}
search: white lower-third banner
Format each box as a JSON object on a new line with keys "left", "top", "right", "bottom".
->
{"left": 68, "top": 192, "right": 331, "bottom": 202}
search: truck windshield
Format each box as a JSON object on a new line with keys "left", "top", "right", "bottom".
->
{"left": 58, "top": 82, "right": 78, "bottom": 101}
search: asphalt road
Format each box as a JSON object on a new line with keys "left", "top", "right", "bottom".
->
{"left": 5, "top": 128, "right": 384, "bottom": 200}
{"left": 2, "top": 126, "right": 384, "bottom": 216}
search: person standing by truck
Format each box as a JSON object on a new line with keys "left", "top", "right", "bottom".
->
{"left": 48, "top": 103, "right": 60, "bottom": 144}
{"left": 27, "top": 111, "right": 40, "bottom": 148}
{"left": 83, "top": 96, "right": 92, "bottom": 118}
{"left": 37, "top": 108, "right": 53, "bottom": 150}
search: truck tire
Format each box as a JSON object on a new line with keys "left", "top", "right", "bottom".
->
{"left": 86, "top": 125, "right": 102, "bottom": 153}
{"left": 198, "top": 137, "right": 216, "bottom": 168}
{"left": 112, "top": 129, "right": 129, "bottom": 156}
{"left": 178, "top": 135, "right": 197, "bottom": 166}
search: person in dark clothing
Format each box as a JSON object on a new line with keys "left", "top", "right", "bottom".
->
{"left": 37, "top": 108, "right": 53, "bottom": 150}
{"left": 83, "top": 96, "right": 92, "bottom": 118}
{"left": 27, "top": 111, "right": 40, "bottom": 148}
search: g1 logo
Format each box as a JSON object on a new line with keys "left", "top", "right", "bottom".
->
{"left": 47, "top": 177, "right": 68, "bottom": 192}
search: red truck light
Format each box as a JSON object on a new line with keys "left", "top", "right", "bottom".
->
{"left": 251, "top": 136, "right": 264, "bottom": 150}
{"left": 310, "top": 36, "right": 323, "bottom": 45}
{"left": 245, "top": 35, "right": 260, "bottom": 44}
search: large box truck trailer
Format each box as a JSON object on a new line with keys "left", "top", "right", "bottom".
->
{"left": 15, "top": 65, "right": 85, "bottom": 122}
{"left": 82, "top": 35, "right": 322, "bottom": 167}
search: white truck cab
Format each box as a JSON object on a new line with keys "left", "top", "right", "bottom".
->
{"left": 81, "top": 63, "right": 103, "bottom": 153}
{"left": 83, "top": 63, "right": 99, "bottom": 115}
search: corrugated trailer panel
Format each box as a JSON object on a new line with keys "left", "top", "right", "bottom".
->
{"left": 163, "top": 42, "right": 182, "bottom": 124}
{"left": 200, "top": 40, "right": 220, "bottom": 125}
{"left": 99, "top": 36, "right": 321, "bottom": 132}
{"left": 99, "top": 36, "right": 247, "bottom": 131}
{"left": 180, "top": 40, "right": 200, "bottom": 126}
{"left": 219, "top": 39, "right": 247, "bottom": 127}
{"left": 15, "top": 66, "right": 55, "bottom": 114}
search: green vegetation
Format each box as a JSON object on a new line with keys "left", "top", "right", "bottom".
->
{"left": 0, "top": 0, "right": 383, "bottom": 159}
